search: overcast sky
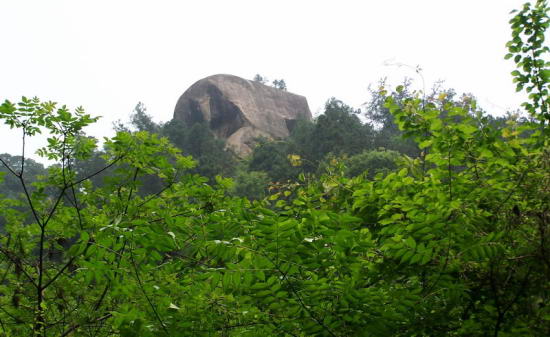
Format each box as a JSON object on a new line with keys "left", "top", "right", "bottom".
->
{"left": 0, "top": 0, "right": 529, "bottom": 164}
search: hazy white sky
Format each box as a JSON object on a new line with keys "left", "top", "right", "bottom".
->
{"left": 0, "top": 0, "right": 529, "bottom": 163}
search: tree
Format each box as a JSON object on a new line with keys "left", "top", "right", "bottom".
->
{"left": 0, "top": 154, "right": 46, "bottom": 230}
{"left": 506, "top": 0, "right": 550, "bottom": 124}
{"left": 248, "top": 138, "right": 300, "bottom": 182}
{"left": 206, "top": 2, "right": 550, "bottom": 335}
{"left": 246, "top": 98, "right": 382, "bottom": 182}
{"left": 292, "top": 98, "right": 375, "bottom": 166}
{"left": 162, "top": 119, "right": 237, "bottom": 180}
{"left": 0, "top": 97, "right": 217, "bottom": 336}
{"left": 129, "top": 102, "right": 161, "bottom": 134}
{"left": 0, "top": 153, "right": 45, "bottom": 199}
{"left": 344, "top": 149, "right": 400, "bottom": 178}
{"left": 118, "top": 107, "right": 238, "bottom": 183}
{"left": 271, "top": 79, "right": 287, "bottom": 90}
{"left": 252, "top": 75, "right": 287, "bottom": 90}
{"left": 253, "top": 74, "right": 268, "bottom": 85}
{"left": 229, "top": 167, "right": 270, "bottom": 200}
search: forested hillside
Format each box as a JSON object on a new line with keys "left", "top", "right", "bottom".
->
{"left": 0, "top": 1, "right": 548, "bottom": 336}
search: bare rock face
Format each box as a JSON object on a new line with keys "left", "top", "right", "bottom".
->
{"left": 173, "top": 74, "right": 311, "bottom": 156}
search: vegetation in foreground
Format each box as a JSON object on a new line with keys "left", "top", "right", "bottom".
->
{"left": 0, "top": 1, "right": 548, "bottom": 336}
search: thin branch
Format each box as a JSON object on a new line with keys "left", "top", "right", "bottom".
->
{"left": 129, "top": 237, "right": 169, "bottom": 335}
{"left": 0, "top": 305, "right": 23, "bottom": 324}
{"left": 276, "top": 265, "right": 337, "bottom": 337}
{"left": 0, "top": 246, "right": 37, "bottom": 288}
{"left": 17, "top": 161, "right": 43, "bottom": 228}
{"left": 42, "top": 256, "right": 76, "bottom": 290}
{"left": 68, "top": 155, "right": 124, "bottom": 188}
{"left": 502, "top": 266, "right": 532, "bottom": 314}
{"left": 43, "top": 169, "right": 72, "bottom": 229}
{"left": 0, "top": 157, "right": 18, "bottom": 177}
{"left": 59, "top": 313, "right": 112, "bottom": 337}
{"left": 20, "top": 128, "right": 25, "bottom": 176}
{"left": 67, "top": 159, "right": 84, "bottom": 230}
{"left": 136, "top": 180, "right": 175, "bottom": 209}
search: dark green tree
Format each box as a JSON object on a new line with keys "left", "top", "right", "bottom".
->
{"left": 364, "top": 79, "right": 422, "bottom": 157}
{"left": 130, "top": 102, "right": 161, "bottom": 134}
{"left": 229, "top": 167, "right": 270, "bottom": 200}
{"left": 271, "top": 79, "right": 287, "bottom": 90}
{"left": 344, "top": 149, "right": 400, "bottom": 178}
{"left": 0, "top": 153, "right": 45, "bottom": 199}
{"left": 293, "top": 98, "right": 375, "bottom": 165}
{"left": 253, "top": 74, "right": 268, "bottom": 85}
{"left": 119, "top": 105, "right": 238, "bottom": 183}
{"left": 248, "top": 138, "right": 300, "bottom": 183}
{"left": 162, "top": 120, "right": 237, "bottom": 180}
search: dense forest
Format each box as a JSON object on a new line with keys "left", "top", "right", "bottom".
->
{"left": 0, "top": 1, "right": 549, "bottom": 336}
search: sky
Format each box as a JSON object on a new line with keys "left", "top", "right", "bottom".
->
{"left": 0, "top": 0, "right": 530, "bottom": 164}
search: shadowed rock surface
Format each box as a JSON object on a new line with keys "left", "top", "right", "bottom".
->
{"left": 173, "top": 74, "right": 311, "bottom": 156}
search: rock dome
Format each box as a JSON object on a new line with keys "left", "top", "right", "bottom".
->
{"left": 173, "top": 74, "right": 311, "bottom": 156}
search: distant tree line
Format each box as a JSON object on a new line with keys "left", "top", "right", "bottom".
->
{"left": 1, "top": 79, "right": 516, "bottom": 203}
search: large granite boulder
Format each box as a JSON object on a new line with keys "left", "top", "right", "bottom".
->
{"left": 173, "top": 74, "right": 311, "bottom": 156}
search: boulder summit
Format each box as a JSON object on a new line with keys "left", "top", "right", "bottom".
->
{"left": 173, "top": 74, "right": 312, "bottom": 156}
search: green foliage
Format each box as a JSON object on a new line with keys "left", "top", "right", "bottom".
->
{"left": 124, "top": 107, "right": 238, "bottom": 183}
{"left": 229, "top": 167, "right": 270, "bottom": 200}
{"left": 246, "top": 98, "right": 377, "bottom": 183}
{"left": 0, "top": 153, "right": 46, "bottom": 199}
{"left": 128, "top": 102, "right": 162, "bottom": 134}
{"left": 172, "top": 121, "right": 236, "bottom": 179}
{"left": 248, "top": 139, "right": 301, "bottom": 182}
{"left": 295, "top": 98, "right": 375, "bottom": 165}
{"left": 344, "top": 149, "right": 400, "bottom": 178}
{"left": 505, "top": 0, "right": 550, "bottom": 123}
{"left": 0, "top": 98, "right": 203, "bottom": 336}
{"left": 0, "top": 2, "right": 548, "bottom": 336}
{"left": 364, "top": 78, "right": 472, "bottom": 158}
